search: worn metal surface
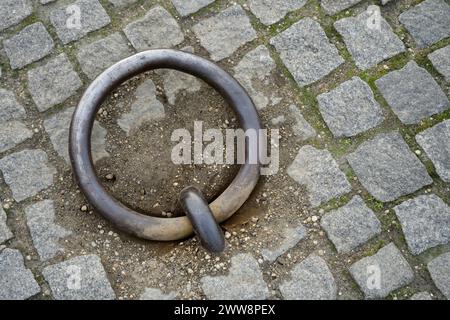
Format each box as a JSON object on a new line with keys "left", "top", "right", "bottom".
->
{"left": 69, "top": 49, "right": 262, "bottom": 242}
{"left": 179, "top": 186, "right": 225, "bottom": 252}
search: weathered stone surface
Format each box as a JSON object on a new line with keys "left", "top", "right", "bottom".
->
{"left": 201, "top": 253, "right": 269, "bottom": 300}
{"left": 171, "top": 0, "right": 214, "bottom": 16}
{"left": 410, "top": 292, "right": 433, "bottom": 300}
{"left": 25, "top": 200, "right": 72, "bottom": 261}
{"left": 4, "top": 22, "right": 54, "bottom": 70}
{"left": 320, "top": 0, "right": 363, "bottom": 15}
{"left": 349, "top": 243, "right": 414, "bottom": 299}
{"left": 280, "top": 255, "right": 337, "bottom": 300}
{"left": 375, "top": 61, "right": 449, "bottom": 124}
{"left": 428, "top": 45, "right": 450, "bottom": 81}
{"left": 416, "top": 120, "right": 450, "bottom": 183}
{"left": 321, "top": 196, "right": 381, "bottom": 253}
{"left": 140, "top": 288, "right": 177, "bottom": 300}
{"left": 44, "top": 107, "right": 109, "bottom": 163}
{"left": 124, "top": 6, "right": 184, "bottom": 52}
{"left": 0, "top": 150, "right": 56, "bottom": 202}
{"left": 288, "top": 105, "right": 316, "bottom": 140}
{"left": 0, "top": 0, "right": 33, "bottom": 31}
{"left": 334, "top": 7, "right": 405, "bottom": 70}
{"left": 399, "top": 0, "right": 450, "bottom": 48}
{"left": 248, "top": 0, "right": 307, "bottom": 25}
{"left": 234, "top": 45, "right": 278, "bottom": 110}
{"left": 288, "top": 146, "right": 351, "bottom": 207}
{"left": 157, "top": 47, "right": 201, "bottom": 105}
{"left": 317, "top": 77, "right": 384, "bottom": 137}
{"left": 270, "top": 18, "right": 344, "bottom": 87}
{"left": 347, "top": 132, "right": 432, "bottom": 202}
{"left": 0, "top": 208, "right": 13, "bottom": 244}
{"left": 108, "top": 0, "right": 138, "bottom": 7}
{"left": 43, "top": 254, "right": 115, "bottom": 300}
{"left": 27, "top": 54, "right": 82, "bottom": 112}
{"left": 428, "top": 253, "right": 450, "bottom": 299}
{"left": 50, "top": 0, "right": 111, "bottom": 44}
{"left": 394, "top": 195, "right": 450, "bottom": 255}
{"left": 262, "top": 224, "right": 307, "bottom": 262}
{"left": 0, "top": 88, "right": 26, "bottom": 122}
{"left": 0, "top": 121, "right": 33, "bottom": 153}
{"left": 193, "top": 5, "right": 257, "bottom": 61}
{"left": 77, "top": 33, "right": 134, "bottom": 80}
{"left": 118, "top": 80, "right": 165, "bottom": 135}
{"left": 0, "top": 249, "right": 40, "bottom": 300}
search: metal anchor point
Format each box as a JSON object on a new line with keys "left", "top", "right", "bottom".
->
{"left": 179, "top": 186, "right": 225, "bottom": 252}
{"left": 69, "top": 49, "right": 263, "bottom": 252}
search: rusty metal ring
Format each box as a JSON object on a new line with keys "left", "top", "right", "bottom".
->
{"left": 69, "top": 49, "right": 262, "bottom": 242}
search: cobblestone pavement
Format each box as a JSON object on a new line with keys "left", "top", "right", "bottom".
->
{"left": 0, "top": 0, "right": 449, "bottom": 300}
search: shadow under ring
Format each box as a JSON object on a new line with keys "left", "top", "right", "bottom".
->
{"left": 69, "top": 49, "right": 263, "bottom": 241}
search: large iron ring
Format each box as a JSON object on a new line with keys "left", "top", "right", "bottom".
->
{"left": 69, "top": 49, "right": 263, "bottom": 244}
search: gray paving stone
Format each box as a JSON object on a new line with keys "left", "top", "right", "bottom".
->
{"left": 123, "top": 6, "right": 184, "bottom": 52}
{"left": 261, "top": 224, "right": 307, "bottom": 262}
{"left": 27, "top": 54, "right": 82, "bottom": 112}
{"left": 428, "top": 45, "right": 450, "bottom": 82}
{"left": 157, "top": 47, "right": 201, "bottom": 105}
{"left": 108, "top": 0, "right": 138, "bottom": 7}
{"left": 0, "top": 88, "right": 26, "bottom": 122}
{"left": 0, "top": 0, "right": 33, "bottom": 32}
{"left": 428, "top": 252, "right": 450, "bottom": 299}
{"left": 349, "top": 243, "right": 414, "bottom": 299}
{"left": 234, "top": 45, "right": 278, "bottom": 110}
{"left": 50, "top": 0, "right": 111, "bottom": 44}
{"left": 140, "top": 288, "right": 177, "bottom": 300}
{"left": 375, "top": 61, "right": 449, "bottom": 124}
{"left": 347, "top": 132, "right": 432, "bottom": 202}
{"left": 270, "top": 18, "right": 344, "bottom": 87}
{"left": 25, "top": 200, "right": 72, "bottom": 261}
{"left": 3, "top": 22, "right": 54, "bottom": 70}
{"left": 43, "top": 254, "right": 115, "bottom": 300}
{"left": 321, "top": 196, "right": 382, "bottom": 253}
{"left": 201, "top": 253, "right": 269, "bottom": 300}
{"left": 77, "top": 33, "right": 134, "bottom": 80}
{"left": 44, "top": 107, "right": 108, "bottom": 164}
{"left": 334, "top": 7, "right": 405, "bottom": 70}
{"left": 118, "top": 80, "right": 165, "bottom": 135}
{"left": 0, "top": 149, "right": 56, "bottom": 202}
{"left": 394, "top": 195, "right": 450, "bottom": 255}
{"left": 288, "top": 145, "right": 351, "bottom": 207}
{"left": 320, "top": 0, "right": 363, "bottom": 15}
{"left": 0, "top": 208, "right": 13, "bottom": 244}
{"left": 0, "top": 249, "right": 40, "bottom": 300}
{"left": 248, "top": 0, "right": 307, "bottom": 25}
{"left": 399, "top": 0, "right": 450, "bottom": 48}
{"left": 288, "top": 105, "right": 316, "bottom": 140}
{"left": 171, "top": 0, "right": 214, "bottom": 16}
{"left": 280, "top": 255, "right": 337, "bottom": 300}
{"left": 317, "top": 77, "right": 384, "bottom": 137}
{"left": 0, "top": 121, "right": 33, "bottom": 153}
{"left": 410, "top": 292, "right": 433, "bottom": 300}
{"left": 193, "top": 5, "right": 257, "bottom": 61}
{"left": 416, "top": 120, "right": 450, "bottom": 183}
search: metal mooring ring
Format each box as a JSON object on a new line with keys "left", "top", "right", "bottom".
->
{"left": 69, "top": 49, "right": 262, "bottom": 251}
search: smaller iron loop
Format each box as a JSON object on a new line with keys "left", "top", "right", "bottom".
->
{"left": 179, "top": 186, "right": 225, "bottom": 252}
